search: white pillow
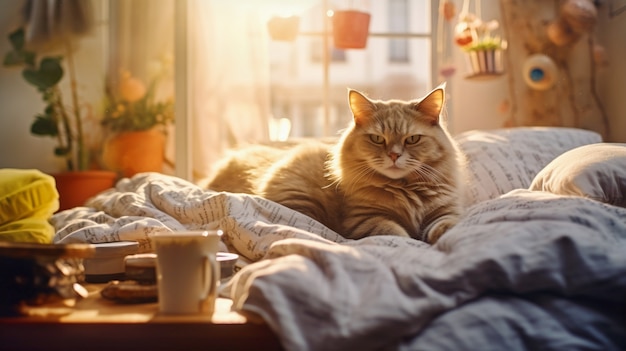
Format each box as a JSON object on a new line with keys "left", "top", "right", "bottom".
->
{"left": 529, "top": 143, "right": 626, "bottom": 207}
{"left": 455, "top": 127, "right": 602, "bottom": 206}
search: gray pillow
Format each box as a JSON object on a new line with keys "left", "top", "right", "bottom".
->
{"left": 455, "top": 127, "right": 602, "bottom": 206}
{"left": 529, "top": 143, "right": 626, "bottom": 207}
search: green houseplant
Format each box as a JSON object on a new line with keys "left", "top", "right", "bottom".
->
{"left": 3, "top": 27, "right": 116, "bottom": 211}
{"left": 100, "top": 67, "right": 174, "bottom": 178}
{"left": 101, "top": 68, "right": 174, "bottom": 133}
{"left": 4, "top": 27, "right": 90, "bottom": 171}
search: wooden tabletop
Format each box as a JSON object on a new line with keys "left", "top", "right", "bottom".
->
{"left": 0, "top": 284, "right": 283, "bottom": 351}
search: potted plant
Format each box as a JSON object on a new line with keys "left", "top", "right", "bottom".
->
{"left": 3, "top": 27, "right": 116, "bottom": 211}
{"left": 100, "top": 65, "right": 174, "bottom": 178}
{"left": 454, "top": 13, "right": 506, "bottom": 78}
{"left": 331, "top": 7, "right": 371, "bottom": 49}
{"left": 267, "top": 15, "right": 300, "bottom": 41}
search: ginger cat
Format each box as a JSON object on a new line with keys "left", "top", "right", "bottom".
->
{"left": 205, "top": 85, "right": 464, "bottom": 243}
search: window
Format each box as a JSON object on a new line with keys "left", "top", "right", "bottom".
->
{"left": 268, "top": 0, "right": 433, "bottom": 139}
{"left": 388, "top": 0, "right": 410, "bottom": 62}
{"left": 310, "top": 40, "right": 347, "bottom": 63}
{"left": 166, "top": 1, "right": 434, "bottom": 179}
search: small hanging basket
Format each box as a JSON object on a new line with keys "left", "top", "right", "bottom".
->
{"left": 332, "top": 10, "right": 371, "bottom": 49}
{"left": 454, "top": 0, "right": 507, "bottom": 80}
{"left": 465, "top": 48, "right": 504, "bottom": 79}
{"left": 267, "top": 16, "right": 300, "bottom": 42}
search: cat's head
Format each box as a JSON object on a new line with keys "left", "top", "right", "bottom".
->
{"left": 334, "top": 84, "right": 456, "bottom": 183}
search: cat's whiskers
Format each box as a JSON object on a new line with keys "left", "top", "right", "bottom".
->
{"left": 413, "top": 163, "right": 446, "bottom": 185}
{"left": 345, "top": 162, "right": 377, "bottom": 194}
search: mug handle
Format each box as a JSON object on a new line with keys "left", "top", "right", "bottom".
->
{"left": 200, "top": 253, "right": 220, "bottom": 314}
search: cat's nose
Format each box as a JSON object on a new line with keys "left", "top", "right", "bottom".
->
{"left": 389, "top": 152, "right": 400, "bottom": 162}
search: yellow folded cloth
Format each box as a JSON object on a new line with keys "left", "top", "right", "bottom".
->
{"left": 0, "top": 169, "right": 59, "bottom": 243}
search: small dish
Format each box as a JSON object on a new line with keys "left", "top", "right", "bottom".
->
{"left": 83, "top": 241, "right": 139, "bottom": 283}
{"left": 217, "top": 252, "right": 239, "bottom": 283}
{"left": 124, "top": 253, "right": 157, "bottom": 284}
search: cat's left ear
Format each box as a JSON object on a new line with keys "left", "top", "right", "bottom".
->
{"left": 414, "top": 83, "right": 445, "bottom": 125}
{"left": 349, "top": 89, "right": 377, "bottom": 126}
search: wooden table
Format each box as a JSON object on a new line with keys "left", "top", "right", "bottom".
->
{"left": 0, "top": 284, "right": 283, "bottom": 351}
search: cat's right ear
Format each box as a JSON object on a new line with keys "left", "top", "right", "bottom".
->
{"left": 348, "top": 89, "right": 376, "bottom": 126}
{"left": 414, "top": 83, "right": 445, "bottom": 125}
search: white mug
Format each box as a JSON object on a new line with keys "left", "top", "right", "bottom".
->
{"left": 150, "top": 230, "right": 222, "bottom": 315}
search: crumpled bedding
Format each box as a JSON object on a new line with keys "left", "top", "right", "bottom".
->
{"left": 52, "top": 172, "right": 626, "bottom": 351}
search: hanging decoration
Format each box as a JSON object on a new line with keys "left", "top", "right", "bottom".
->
{"left": 498, "top": 0, "right": 609, "bottom": 138}
{"left": 267, "top": 15, "right": 301, "bottom": 41}
{"left": 263, "top": 0, "right": 317, "bottom": 42}
{"left": 522, "top": 54, "right": 559, "bottom": 91}
{"left": 331, "top": 9, "right": 371, "bottom": 49}
{"left": 436, "top": 1, "right": 457, "bottom": 79}
{"left": 546, "top": 0, "right": 598, "bottom": 46}
{"left": 453, "top": 0, "right": 507, "bottom": 79}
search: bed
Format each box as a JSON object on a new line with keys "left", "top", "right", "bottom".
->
{"left": 51, "top": 127, "right": 626, "bottom": 351}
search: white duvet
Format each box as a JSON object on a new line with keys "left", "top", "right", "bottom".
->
{"left": 52, "top": 172, "right": 626, "bottom": 351}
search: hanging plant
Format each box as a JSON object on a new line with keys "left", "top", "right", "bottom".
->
{"left": 454, "top": 9, "right": 507, "bottom": 78}
{"left": 267, "top": 15, "right": 300, "bottom": 41}
{"left": 331, "top": 8, "right": 371, "bottom": 49}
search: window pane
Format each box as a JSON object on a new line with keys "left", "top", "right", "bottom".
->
{"left": 268, "top": 0, "right": 432, "bottom": 139}
{"left": 389, "top": 0, "right": 409, "bottom": 62}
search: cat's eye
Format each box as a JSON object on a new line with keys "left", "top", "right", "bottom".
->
{"left": 369, "top": 134, "right": 385, "bottom": 144}
{"left": 405, "top": 135, "right": 421, "bottom": 145}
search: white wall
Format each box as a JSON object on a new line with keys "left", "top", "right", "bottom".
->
{"left": 446, "top": 0, "right": 626, "bottom": 142}
{"left": 600, "top": 4, "right": 626, "bottom": 142}
{"left": 445, "top": 2, "right": 511, "bottom": 135}
{"left": 0, "top": 0, "right": 108, "bottom": 172}
{"left": 0, "top": 0, "right": 55, "bottom": 171}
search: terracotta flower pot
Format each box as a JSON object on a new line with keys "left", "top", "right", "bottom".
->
{"left": 102, "top": 128, "right": 166, "bottom": 178}
{"left": 53, "top": 171, "right": 117, "bottom": 211}
{"left": 267, "top": 16, "right": 300, "bottom": 41}
{"left": 332, "top": 10, "right": 371, "bottom": 49}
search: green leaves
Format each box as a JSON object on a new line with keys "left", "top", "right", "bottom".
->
{"left": 3, "top": 50, "right": 35, "bottom": 66}
{"left": 54, "top": 146, "right": 71, "bottom": 157}
{"left": 30, "top": 106, "right": 59, "bottom": 137}
{"left": 22, "top": 57, "right": 64, "bottom": 90}
{"left": 3, "top": 28, "right": 35, "bottom": 67}
{"left": 3, "top": 28, "right": 64, "bottom": 90}
{"left": 3, "top": 26, "right": 82, "bottom": 171}
{"left": 8, "top": 27, "right": 25, "bottom": 50}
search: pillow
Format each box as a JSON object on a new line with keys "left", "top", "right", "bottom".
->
{"left": 0, "top": 169, "right": 59, "bottom": 243}
{"left": 455, "top": 127, "right": 602, "bottom": 207}
{"left": 529, "top": 143, "right": 626, "bottom": 207}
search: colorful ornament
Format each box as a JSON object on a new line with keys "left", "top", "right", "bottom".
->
{"left": 439, "top": 64, "right": 457, "bottom": 78}
{"left": 454, "top": 21, "right": 474, "bottom": 46}
{"left": 523, "top": 54, "right": 559, "bottom": 91}
{"left": 593, "top": 44, "right": 608, "bottom": 66}
{"left": 442, "top": 1, "right": 456, "bottom": 21}
{"left": 547, "top": 0, "right": 597, "bottom": 46}
{"left": 561, "top": 0, "right": 597, "bottom": 34}
{"left": 546, "top": 18, "right": 580, "bottom": 46}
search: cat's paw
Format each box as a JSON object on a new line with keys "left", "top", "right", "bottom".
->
{"left": 425, "top": 216, "right": 458, "bottom": 244}
{"left": 348, "top": 220, "right": 410, "bottom": 239}
{"left": 371, "top": 220, "right": 411, "bottom": 238}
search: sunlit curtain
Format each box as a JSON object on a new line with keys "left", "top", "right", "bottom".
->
{"left": 188, "top": 0, "right": 271, "bottom": 181}
{"left": 109, "top": 0, "right": 271, "bottom": 180}
{"left": 108, "top": 0, "right": 176, "bottom": 172}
